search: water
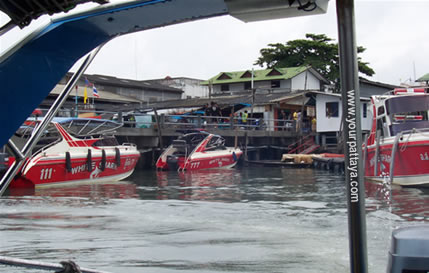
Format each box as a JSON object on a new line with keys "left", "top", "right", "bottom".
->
{"left": 0, "top": 167, "right": 427, "bottom": 273}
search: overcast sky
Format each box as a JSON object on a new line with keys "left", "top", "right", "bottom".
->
{"left": 1, "top": 1, "right": 428, "bottom": 85}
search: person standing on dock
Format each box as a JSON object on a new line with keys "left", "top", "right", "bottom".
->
{"left": 293, "top": 110, "right": 298, "bottom": 132}
{"left": 280, "top": 110, "right": 287, "bottom": 131}
{"left": 242, "top": 110, "right": 248, "bottom": 128}
{"left": 311, "top": 117, "right": 317, "bottom": 132}
{"left": 296, "top": 111, "right": 302, "bottom": 133}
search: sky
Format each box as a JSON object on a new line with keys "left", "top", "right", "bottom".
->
{"left": 1, "top": 0, "right": 429, "bottom": 86}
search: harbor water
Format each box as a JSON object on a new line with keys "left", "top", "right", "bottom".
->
{"left": 0, "top": 167, "right": 428, "bottom": 273}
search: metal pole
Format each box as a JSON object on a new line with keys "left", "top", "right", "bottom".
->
{"left": 75, "top": 85, "right": 79, "bottom": 117}
{"left": 0, "top": 44, "right": 105, "bottom": 196}
{"left": 336, "top": 1, "right": 368, "bottom": 272}
{"left": 153, "top": 108, "right": 163, "bottom": 150}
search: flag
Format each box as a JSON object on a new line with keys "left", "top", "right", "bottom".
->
{"left": 93, "top": 85, "right": 99, "bottom": 98}
{"left": 83, "top": 86, "right": 88, "bottom": 104}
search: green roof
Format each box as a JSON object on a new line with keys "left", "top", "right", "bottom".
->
{"left": 201, "top": 67, "right": 311, "bottom": 85}
{"left": 417, "top": 73, "right": 429, "bottom": 82}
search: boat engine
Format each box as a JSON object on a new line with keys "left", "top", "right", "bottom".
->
{"left": 387, "top": 225, "right": 429, "bottom": 273}
{"left": 167, "top": 140, "right": 188, "bottom": 171}
{"left": 166, "top": 155, "right": 180, "bottom": 171}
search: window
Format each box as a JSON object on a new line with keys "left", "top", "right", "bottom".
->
{"left": 271, "top": 80, "right": 280, "bottom": 88}
{"left": 326, "top": 102, "right": 339, "bottom": 117}
{"left": 221, "top": 84, "right": 229, "bottom": 91}
{"left": 244, "top": 82, "right": 251, "bottom": 90}
{"left": 363, "top": 103, "right": 367, "bottom": 118}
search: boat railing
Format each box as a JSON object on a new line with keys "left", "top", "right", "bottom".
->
{"left": 287, "top": 134, "right": 315, "bottom": 154}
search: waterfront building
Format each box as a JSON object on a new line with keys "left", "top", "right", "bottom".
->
{"left": 202, "top": 66, "right": 329, "bottom": 95}
{"left": 61, "top": 73, "right": 184, "bottom": 103}
{"left": 145, "top": 76, "right": 209, "bottom": 99}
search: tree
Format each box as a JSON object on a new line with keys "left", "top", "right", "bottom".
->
{"left": 254, "top": 33, "right": 375, "bottom": 90}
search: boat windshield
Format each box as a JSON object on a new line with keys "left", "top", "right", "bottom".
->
{"left": 385, "top": 95, "right": 429, "bottom": 114}
{"left": 385, "top": 95, "right": 429, "bottom": 136}
{"left": 205, "top": 135, "right": 226, "bottom": 151}
{"left": 179, "top": 132, "right": 209, "bottom": 145}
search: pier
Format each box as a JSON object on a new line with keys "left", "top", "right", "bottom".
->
{"left": 112, "top": 114, "right": 326, "bottom": 169}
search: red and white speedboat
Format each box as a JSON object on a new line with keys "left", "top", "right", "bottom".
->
{"left": 9, "top": 118, "right": 140, "bottom": 188}
{"left": 156, "top": 131, "right": 242, "bottom": 171}
{"left": 364, "top": 88, "right": 429, "bottom": 186}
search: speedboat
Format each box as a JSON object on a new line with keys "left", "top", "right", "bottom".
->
{"left": 363, "top": 88, "right": 429, "bottom": 186}
{"left": 156, "top": 131, "right": 242, "bottom": 171}
{"left": 9, "top": 118, "right": 140, "bottom": 188}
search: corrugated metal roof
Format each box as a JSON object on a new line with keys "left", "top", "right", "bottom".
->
{"left": 202, "top": 67, "right": 310, "bottom": 85}
{"left": 147, "top": 90, "right": 308, "bottom": 110}
{"left": 50, "top": 84, "right": 143, "bottom": 103}
{"left": 416, "top": 73, "right": 429, "bottom": 82}
{"left": 359, "top": 77, "right": 399, "bottom": 89}
{"left": 66, "top": 72, "right": 184, "bottom": 93}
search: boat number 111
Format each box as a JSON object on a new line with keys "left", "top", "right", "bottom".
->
{"left": 40, "top": 168, "right": 53, "bottom": 180}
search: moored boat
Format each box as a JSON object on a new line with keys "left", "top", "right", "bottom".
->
{"left": 156, "top": 131, "right": 242, "bottom": 171}
{"left": 9, "top": 118, "right": 140, "bottom": 188}
{"left": 363, "top": 88, "right": 429, "bottom": 186}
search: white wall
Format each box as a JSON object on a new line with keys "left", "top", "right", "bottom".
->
{"left": 291, "top": 71, "right": 320, "bottom": 90}
{"left": 212, "top": 83, "right": 243, "bottom": 93}
{"left": 211, "top": 70, "right": 322, "bottom": 93}
{"left": 315, "top": 94, "right": 371, "bottom": 133}
{"left": 159, "top": 78, "right": 209, "bottom": 98}
{"left": 212, "top": 79, "right": 293, "bottom": 93}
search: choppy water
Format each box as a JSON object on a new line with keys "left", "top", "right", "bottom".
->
{"left": 0, "top": 167, "right": 428, "bottom": 273}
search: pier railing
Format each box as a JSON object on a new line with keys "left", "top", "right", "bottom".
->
{"left": 124, "top": 113, "right": 313, "bottom": 133}
{"left": 35, "top": 108, "right": 314, "bottom": 133}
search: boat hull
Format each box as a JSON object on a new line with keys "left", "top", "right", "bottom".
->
{"left": 10, "top": 150, "right": 140, "bottom": 188}
{"left": 182, "top": 151, "right": 242, "bottom": 171}
{"left": 364, "top": 139, "right": 429, "bottom": 186}
{"left": 158, "top": 150, "right": 242, "bottom": 171}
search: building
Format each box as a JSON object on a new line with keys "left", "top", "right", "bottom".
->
{"left": 358, "top": 77, "right": 399, "bottom": 97}
{"left": 202, "top": 66, "right": 330, "bottom": 95}
{"left": 146, "top": 76, "right": 209, "bottom": 99}
{"left": 61, "top": 73, "right": 184, "bottom": 103}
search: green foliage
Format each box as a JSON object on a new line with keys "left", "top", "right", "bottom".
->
{"left": 255, "top": 34, "right": 375, "bottom": 90}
